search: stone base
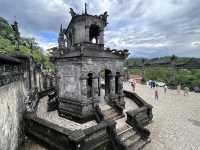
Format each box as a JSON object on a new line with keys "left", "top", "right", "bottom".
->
{"left": 58, "top": 97, "right": 96, "bottom": 123}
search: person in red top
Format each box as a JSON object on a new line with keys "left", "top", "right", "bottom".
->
{"left": 155, "top": 88, "right": 159, "bottom": 100}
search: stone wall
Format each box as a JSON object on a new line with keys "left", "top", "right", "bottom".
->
{"left": 0, "top": 81, "right": 27, "bottom": 150}
{"left": 57, "top": 57, "right": 124, "bottom": 100}
{"left": 56, "top": 59, "right": 81, "bottom": 99}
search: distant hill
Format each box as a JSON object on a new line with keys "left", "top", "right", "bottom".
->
{"left": 128, "top": 56, "right": 200, "bottom": 66}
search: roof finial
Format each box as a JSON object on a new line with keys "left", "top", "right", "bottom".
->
{"left": 60, "top": 24, "right": 62, "bottom": 32}
{"left": 11, "top": 19, "right": 20, "bottom": 52}
{"left": 85, "top": 3, "right": 87, "bottom": 14}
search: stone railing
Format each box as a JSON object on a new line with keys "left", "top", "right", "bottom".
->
{"left": 24, "top": 114, "right": 77, "bottom": 150}
{"left": 0, "top": 72, "right": 23, "bottom": 87}
{"left": 106, "top": 121, "right": 128, "bottom": 150}
{"left": 47, "top": 89, "right": 58, "bottom": 112}
{"left": 126, "top": 109, "right": 151, "bottom": 140}
{"left": 82, "top": 121, "right": 111, "bottom": 150}
{"left": 0, "top": 54, "right": 23, "bottom": 87}
{"left": 123, "top": 90, "right": 152, "bottom": 140}
{"left": 94, "top": 105, "right": 104, "bottom": 123}
{"left": 25, "top": 88, "right": 39, "bottom": 112}
{"left": 24, "top": 114, "right": 115, "bottom": 150}
{"left": 109, "top": 95, "right": 125, "bottom": 115}
{"left": 38, "top": 86, "right": 56, "bottom": 99}
{"left": 124, "top": 90, "right": 153, "bottom": 125}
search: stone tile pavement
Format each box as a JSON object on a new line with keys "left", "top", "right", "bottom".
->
{"left": 124, "top": 82, "right": 200, "bottom": 150}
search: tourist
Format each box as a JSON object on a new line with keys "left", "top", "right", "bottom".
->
{"left": 184, "top": 87, "right": 189, "bottom": 96}
{"left": 177, "top": 84, "right": 181, "bottom": 94}
{"left": 152, "top": 81, "right": 156, "bottom": 88}
{"left": 131, "top": 81, "right": 135, "bottom": 91}
{"left": 164, "top": 85, "right": 168, "bottom": 94}
{"left": 155, "top": 88, "right": 159, "bottom": 100}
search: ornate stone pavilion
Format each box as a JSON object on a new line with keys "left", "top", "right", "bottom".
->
{"left": 51, "top": 7, "right": 129, "bottom": 122}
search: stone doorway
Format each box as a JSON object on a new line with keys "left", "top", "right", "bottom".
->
{"left": 99, "top": 69, "right": 112, "bottom": 104}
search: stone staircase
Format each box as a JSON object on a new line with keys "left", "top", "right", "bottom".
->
{"left": 101, "top": 106, "right": 150, "bottom": 150}
{"left": 103, "top": 107, "right": 124, "bottom": 121}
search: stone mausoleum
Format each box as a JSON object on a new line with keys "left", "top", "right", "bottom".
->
{"left": 51, "top": 7, "right": 129, "bottom": 122}
{"left": 0, "top": 6, "right": 153, "bottom": 150}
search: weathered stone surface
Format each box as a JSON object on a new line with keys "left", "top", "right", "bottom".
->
{"left": 0, "top": 81, "right": 27, "bottom": 150}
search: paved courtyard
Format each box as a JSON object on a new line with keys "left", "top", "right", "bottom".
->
{"left": 124, "top": 82, "right": 200, "bottom": 150}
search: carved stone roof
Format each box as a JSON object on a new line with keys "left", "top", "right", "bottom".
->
{"left": 50, "top": 45, "right": 129, "bottom": 61}
{"left": 0, "top": 54, "right": 21, "bottom": 64}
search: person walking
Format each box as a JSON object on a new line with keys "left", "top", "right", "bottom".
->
{"left": 164, "top": 85, "right": 167, "bottom": 94}
{"left": 131, "top": 81, "right": 135, "bottom": 91}
{"left": 184, "top": 87, "right": 189, "bottom": 96}
{"left": 177, "top": 84, "right": 181, "bottom": 94}
{"left": 155, "top": 88, "right": 159, "bottom": 100}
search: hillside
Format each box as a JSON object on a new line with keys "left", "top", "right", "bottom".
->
{"left": 128, "top": 56, "right": 200, "bottom": 66}
{"left": 0, "top": 16, "right": 53, "bottom": 69}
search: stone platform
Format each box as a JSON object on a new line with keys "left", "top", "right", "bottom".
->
{"left": 36, "top": 96, "right": 97, "bottom": 131}
{"left": 124, "top": 82, "right": 200, "bottom": 150}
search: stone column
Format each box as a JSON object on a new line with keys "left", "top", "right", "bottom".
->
{"left": 85, "top": 24, "right": 90, "bottom": 42}
{"left": 80, "top": 78, "right": 88, "bottom": 100}
{"left": 118, "top": 75, "right": 123, "bottom": 96}
{"left": 118, "top": 75, "right": 125, "bottom": 109}
{"left": 110, "top": 75, "right": 115, "bottom": 97}
{"left": 93, "top": 76, "right": 99, "bottom": 101}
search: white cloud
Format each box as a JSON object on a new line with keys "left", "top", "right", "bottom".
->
{"left": 191, "top": 41, "right": 200, "bottom": 48}
{"left": 0, "top": 0, "right": 200, "bottom": 57}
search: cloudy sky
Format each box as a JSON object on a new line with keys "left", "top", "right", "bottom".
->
{"left": 0, "top": 0, "right": 200, "bottom": 58}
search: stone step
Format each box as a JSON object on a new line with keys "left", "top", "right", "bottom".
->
{"left": 124, "top": 133, "right": 141, "bottom": 148}
{"left": 118, "top": 128, "right": 136, "bottom": 142}
{"left": 117, "top": 124, "right": 130, "bottom": 134}
{"left": 103, "top": 108, "right": 117, "bottom": 116}
{"left": 88, "top": 139, "right": 110, "bottom": 150}
{"left": 128, "top": 138, "right": 150, "bottom": 150}
{"left": 104, "top": 111, "right": 119, "bottom": 120}
{"left": 116, "top": 119, "right": 130, "bottom": 132}
{"left": 111, "top": 114, "right": 124, "bottom": 121}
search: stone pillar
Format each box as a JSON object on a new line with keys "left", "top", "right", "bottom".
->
{"left": 80, "top": 78, "right": 88, "bottom": 100}
{"left": 118, "top": 75, "right": 123, "bottom": 96}
{"left": 110, "top": 75, "right": 115, "bottom": 97}
{"left": 118, "top": 75, "right": 125, "bottom": 109}
{"left": 85, "top": 24, "right": 90, "bottom": 42}
{"left": 93, "top": 76, "right": 99, "bottom": 100}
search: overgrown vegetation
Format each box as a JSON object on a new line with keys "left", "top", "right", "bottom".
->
{"left": 0, "top": 16, "right": 54, "bottom": 70}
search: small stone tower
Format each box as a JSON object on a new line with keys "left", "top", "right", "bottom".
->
{"left": 66, "top": 7, "right": 108, "bottom": 48}
{"left": 52, "top": 7, "right": 128, "bottom": 122}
